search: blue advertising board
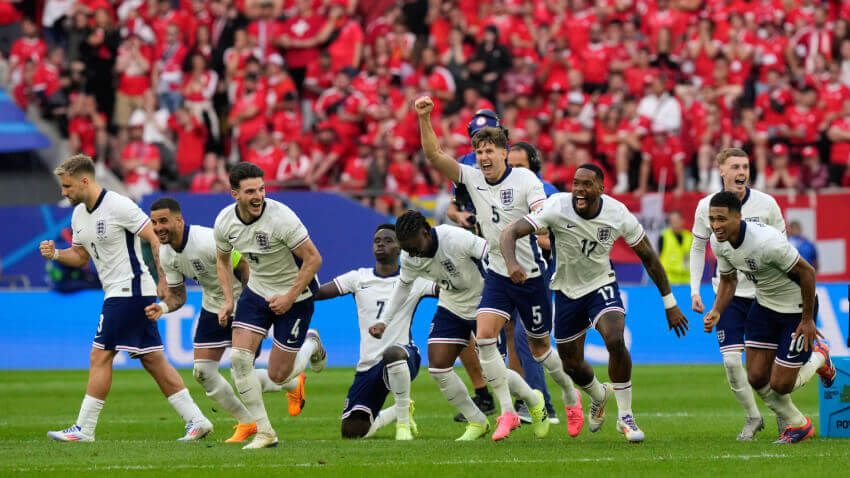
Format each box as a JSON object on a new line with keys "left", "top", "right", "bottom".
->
{"left": 1, "top": 284, "right": 846, "bottom": 369}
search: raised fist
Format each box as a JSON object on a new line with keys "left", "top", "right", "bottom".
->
{"left": 414, "top": 96, "right": 434, "bottom": 116}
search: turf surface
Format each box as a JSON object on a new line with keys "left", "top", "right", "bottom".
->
{"left": 1, "top": 365, "right": 847, "bottom": 476}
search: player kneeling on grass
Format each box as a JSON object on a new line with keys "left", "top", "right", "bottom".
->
{"left": 501, "top": 164, "right": 690, "bottom": 443}
{"left": 43, "top": 155, "right": 212, "bottom": 442}
{"left": 313, "top": 224, "right": 437, "bottom": 440}
{"left": 145, "top": 196, "right": 281, "bottom": 443}
{"left": 704, "top": 191, "right": 835, "bottom": 444}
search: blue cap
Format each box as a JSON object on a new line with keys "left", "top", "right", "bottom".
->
{"left": 468, "top": 113, "right": 501, "bottom": 136}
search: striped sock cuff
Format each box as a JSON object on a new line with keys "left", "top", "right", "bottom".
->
{"left": 612, "top": 381, "right": 632, "bottom": 391}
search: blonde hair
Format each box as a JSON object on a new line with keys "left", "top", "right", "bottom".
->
{"left": 716, "top": 148, "right": 748, "bottom": 166}
{"left": 54, "top": 154, "right": 96, "bottom": 177}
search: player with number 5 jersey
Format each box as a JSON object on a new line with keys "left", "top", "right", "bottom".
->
{"left": 213, "top": 163, "right": 327, "bottom": 450}
{"left": 416, "top": 95, "right": 580, "bottom": 441}
{"left": 501, "top": 164, "right": 690, "bottom": 443}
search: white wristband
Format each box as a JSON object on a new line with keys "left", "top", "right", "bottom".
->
{"left": 662, "top": 293, "right": 677, "bottom": 310}
{"left": 52, "top": 249, "right": 59, "bottom": 261}
{"left": 157, "top": 302, "right": 170, "bottom": 314}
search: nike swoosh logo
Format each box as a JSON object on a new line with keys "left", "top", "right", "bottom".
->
{"left": 566, "top": 224, "right": 576, "bottom": 229}
{"left": 476, "top": 186, "right": 487, "bottom": 191}
{"left": 228, "top": 235, "right": 237, "bottom": 240}
{"left": 75, "top": 229, "right": 82, "bottom": 234}
{"left": 239, "top": 388, "right": 252, "bottom": 395}
{"left": 786, "top": 354, "right": 800, "bottom": 360}
{"left": 605, "top": 302, "right": 616, "bottom": 306}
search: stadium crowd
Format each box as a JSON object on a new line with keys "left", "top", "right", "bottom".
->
{"left": 4, "top": 0, "right": 850, "bottom": 210}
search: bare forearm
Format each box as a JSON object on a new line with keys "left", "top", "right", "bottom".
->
{"left": 381, "top": 279, "right": 412, "bottom": 326}
{"left": 287, "top": 255, "right": 322, "bottom": 299}
{"left": 216, "top": 255, "right": 235, "bottom": 305}
{"left": 164, "top": 285, "right": 187, "bottom": 311}
{"left": 713, "top": 276, "right": 737, "bottom": 314}
{"left": 57, "top": 248, "right": 90, "bottom": 268}
{"left": 634, "top": 238, "right": 671, "bottom": 296}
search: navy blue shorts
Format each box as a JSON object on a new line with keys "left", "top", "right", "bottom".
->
{"left": 233, "top": 287, "right": 314, "bottom": 352}
{"left": 93, "top": 296, "right": 163, "bottom": 358}
{"left": 194, "top": 308, "right": 233, "bottom": 349}
{"left": 745, "top": 300, "right": 816, "bottom": 369}
{"left": 716, "top": 297, "right": 753, "bottom": 353}
{"left": 553, "top": 282, "right": 626, "bottom": 344}
{"left": 478, "top": 270, "right": 552, "bottom": 339}
{"left": 428, "top": 306, "right": 507, "bottom": 356}
{"left": 342, "top": 344, "right": 421, "bottom": 421}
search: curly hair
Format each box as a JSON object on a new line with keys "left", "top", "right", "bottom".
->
{"left": 394, "top": 210, "right": 429, "bottom": 242}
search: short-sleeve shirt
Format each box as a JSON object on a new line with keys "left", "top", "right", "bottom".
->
{"left": 692, "top": 188, "right": 785, "bottom": 298}
{"left": 71, "top": 189, "right": 156, "bottom": 298}
{"left": 334, "top": 268, "right": 435, "bottom": 371}
{"left": 160, "top": 225, "right": 243, "bottom": 313}
{"left": 213, "top": 199, "right": 313, "bottom": 301}
{"left": 399, "top": 225, "right": 488, "bottom": 320}
{"left": 524, "top": 193, "right": 645, "bottom": 298}
{"left": 711, "top": 221, "right": 802, "bottom": 314}
{"left": 457, "top": 165, "right": 547, "bottom": 278}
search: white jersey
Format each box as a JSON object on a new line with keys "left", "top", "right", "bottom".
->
{"left": 399, "top": 225, "right": 488, "bottom": 320}
{"left": 71, "top": 189, "right": 156, "bottom": 298}
{"left": 160, "top": 225, "right": 243, "bottom": 312}
{"left": 711, "top": 221, "right": 802, "bottom": 314}
{"left": 214, "top": 199, "right": 313, "bottom": 301}
{"left": 693, "top": 188, "right": 785, "bottom": 298}
{"left": 457, "top": 164, "right": 547, "bottom": 278}
{"left": 525, "top": 193, "right": 646, "bottom": 298}
{"left": 334, "top": 268, "right": 436, "bottom": 371}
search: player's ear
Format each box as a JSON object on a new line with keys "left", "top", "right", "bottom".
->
{"left": 230, "top": 188, "right": 238, "bottom": 200}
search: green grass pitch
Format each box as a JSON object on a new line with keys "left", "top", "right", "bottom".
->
{"left": 1, "top": 365, "right": 848, "bottom": 477}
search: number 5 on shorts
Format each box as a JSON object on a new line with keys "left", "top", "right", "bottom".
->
{"left": 532, "top": 305, "right": 542, "bottom": 325}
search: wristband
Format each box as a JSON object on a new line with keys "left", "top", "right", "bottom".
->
{"left": 157, "top": 302, "right": 170, "bottom": 314}
{"left": 662, "top": 293, "right": 677, "bottom": 310}
{"left": 52, "top": 249, "right": 59, "bottom": 261}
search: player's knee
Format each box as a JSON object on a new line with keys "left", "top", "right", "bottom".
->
{"left": 747, "top": 369, "right": 769, "bottom": 389}
{"left": 604, "top": 336, "right": 627, "bottom": 355}
{"left": 528, "top": 338, "right": 550, "bottom": 358}
{"left": 382, "top": 345, "right": 408, "bottom": 364}
{"left": 192, "top": 360, "right": 216, "bottom": 385}
{"left": 340, "top": 417, "right": 369, "bottom": 439}
{"left": 770, "top": 376, "right": 795, "bottom": 395}
{"left": 230, "top": 347, "right": 255, "bottom": 377}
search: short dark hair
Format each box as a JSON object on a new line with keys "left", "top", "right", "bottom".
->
{"left": 229, "top": 162, "right": 265, "bottom": 190}
{"left": 511, "top": 141, "right": 541, "bottom": 174}
{"left": 709, "top": 191, "right": 742, "bottom": 214}
{"left": 577, "top": 163, "right": 605, "bottom": 183}
{"left": 471, "top": 126, "right": 508, "bottom": 151}
{"left": 375, "top": 223, "right": 396, "bottom": 235}
{"left": 150, "top": 196, "right": 181, "bottom": 213}
{"left": 395, "top": 210, "right": 429, "bottom": 242}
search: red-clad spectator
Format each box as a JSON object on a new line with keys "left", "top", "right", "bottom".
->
{"left": 153, "top": 23, "right": 189, "bottom": 112}
{"left": 150, "top": 0, "right": 193, "bottom": 47}
{"left": 247, "top": 0, "right": 284, "bottom": 59}
{"left": 543, "top": 154, "right": 577, "bottom": 192}
{"left": 765, "top": 143, "right": 799, "bottom": 190}
{"left": 537, "top": 37, "right": 577, "bottom": 95}
{"left": 9, "top": 18, "right": 47, "bottom": 78}
{"left": 408, "top": 47, "right": 455, "bottom": 115}
{"left": 271, "top": 92, "right": 304, "bottom": 147}
{"left": 796, "top": 145, "right": 829, "bottom": 192}
{"left": 122, "top": 111, "right": 162, "bottom": 200}
{"left": 228, "top": 73, "right": 267, "bottom": 159}
{"left": 580, "top": 24, "right": 611, "bottom": 92}
{"left": 595, "top": 107, "right": 623, "bottom": 167}
{"left": 12, "top": 59, "right": 35, "bottom": 110}
{"left": 553, "top": 92, "right": 593, "bottom": 152}
{"left": 754, "top": 20, "right": 788, "bottom": 84}
{"left": 308, "top": 122, "right": 345, "bottom": 186}
{"left": 245, "top": 129, "right": 285, "bottom": 190}
{"left": 786, "top": 0, "right": 817, "bottom": 31}
{"left": 755, "top": 70, "right": 794, "bottom": 136}
{"left": 517, "top": 116, "right": 555, "bottom": 159}
{"left": 695, "top": 104, "right": 733, "bottom": 191}
{"left": 314, "top": 68, "right": 368, "bottom": 152}
{"left": 327, "top": 4, "right": 364, "bottom": 71}
{"left": 623, "top": 48, "right": 658, "bottom": 97}
{"left": 638, "top": 129, "right": 687, "bottom": 196}
{"left": 114, "top": 34, "right": 153, "bottom": 128}
{"left": 818, "top": 62, "right": 850, "bottom": 124}
{"left": 641, "top": 0, "right": 685, "bottom": 51}
{"left": 168, "top": 107, "right": 208, "bottom": 176}
{"left": 223, "top": 29, "right": 259, "bottom": 79}
{"left": 555, "top": 0, "right": 597, "bottom": 51}
{"left": 387, "top": 145, "right": 415, "bottom": 198}
{"left": 32, "top": 47, "right": 64, "bottom": 104}
{"left": 827, "top": 99, "right": 850, "bottom": 185}
{"left": 611, "top": 97, "right": 648, "bottom": 193}
{"left": 784, "top": 85, "right": 824, "bottom": 148}
{"left": 684, "top": 18, "right": 722, "bottom": 87}
{"left": 338, "top": 139, "right": 371, "bottom": 191}
{"left": 189, "top": 152, "right": 229, "bottom": 193}
{"left": 182, "top": 53, "right": 219, "bottom": 139}
{"left": 596, "top": 72, "right": 629, "bottom": 113}
{"left": 69, "top": 94, "right": 107, "bottom": 160}
{"left": 280, "top": 0, "right": 333, "bottom": 87}
{"left": 788, "top": 7, "right": 832, "bottom": 75}
{"left": 276, "top": 141, "right": 311, "bottom": 185}
{"left": 0, "top": 0, "right": 23, "bottom": 57}
{"left": 303, "top": 50, "right": 336, "bottom": 103}
{"left": 723, "top": 34, "right": 754, "bottom": 87}
{"left": 265, "top": 54, "right": 297, "bottom": 108}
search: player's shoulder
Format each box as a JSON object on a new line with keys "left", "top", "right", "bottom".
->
{"left": 435, "top": 223, "right": 473, "bottom": 242}
{"left": 600, "top": 194, "right": 632, "bottom": 216}
{"left": 159, "top": 242, "right": 177, "bottom": 261}
{"left": 747, "top": 188, "right": 780, "bottom": 208}
{"left": 213, "top": 203, "right": 237, "bottom": 227}
{"left": 695, "top": 192, "right": 714, "bottom": 212}
{"left": 509, "top": 166, "right": 541, "bottom": 185}
{"left": 748, "top": 220, "right": 783, "bottom": 241}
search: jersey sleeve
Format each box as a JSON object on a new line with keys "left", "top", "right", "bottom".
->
{"left": 526, "top": 176, "right": 547, "bottom": 210}
{"left": 114, "top": 196, "right": 150, "bottom": 235}
{"left": 764, "top": 237, "right": 800, "bottom": 273}
{"left": 767, "top": 198, "right": 786, "bottom": 236}
{"left": 213, "top": 219, "right": 233, "bottom": 253}
{"left": 691, "top": 200, "right": 712, "bottom": 240}
{"left": 456, "top": 228, "right": 488, "bottom": 261}
{"left": 278, "top": 207, "right": 310, "bottom": 251}
{"left": 523, "top": 195, "right": 555, "bottom": 233}
{"left": 711, "top": 237, "right": 735, "bottom": 275}
{"left": 159, "top": 250, "right": 184, "bottom": 287}
{"left": 457, "top": 163, "right": 477, "bottom": 185}
{"left": 412, "top": 277, "right": 438, "bottom": 298}
{"left": 332, "top": 270, "right": 360, "bottom": 295}
{"left": 398, "top": 255, "right": 417, "bottom": 285}
{"left": 620, "top": 209, "right": 646, "bottom": 247}
{"left": 71, "top": 209, "right": 82, "bottom": 246}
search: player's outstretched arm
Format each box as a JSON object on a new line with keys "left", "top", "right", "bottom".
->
{"left": 216, "top": 248, "right": 236, "bottom": 325}
{"left": 415, "top": 96, "right": 460, "bottom": 183}
{"left": 500, "top": 219, "right": 536, "bottom": 284}
{"left": 632, "top": 236, "right": 689, "bottom": 337}
{"left": 689, "top": 235, "right": 708, "bottom": 313}
{"left": 789, "top": 257, "right": 821, "bottom": 351}
{"left": 268, "top": 239, "right": 322, "bottom": 315}
{"left": 704, "top": 271, "right": 737, "bottom": 333}
{"left": 313, "top": 281, "right": 342, "bottom": 301}
{"left": 40, "top": 240, "right": 91, "bottom": 268}
{"left": 369, "top": 278, "right": 413, "bottom": 338}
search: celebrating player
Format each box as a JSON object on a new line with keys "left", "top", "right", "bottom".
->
{"left": 213, "top": 162, "right": 327, "bottom": 449}
{"left": 501, "top": 164, "right": 690, "bottom": 443}
{"left": 145, "top": 196, "right": 277, "bottom": 443}
{"left": 371, "top": 211, "right": 535, "bottom": 441}
{"left": 703, "top": 191, "right": 835, "bottom": 444}
{"left": 313, "top": 223, "right": 436, "bottom": 440}
{"left": 417, "top": 96, "right": 579, "bottom": 441}
{"left": 690, "top": 148, "right": 834, "bottom": 439}
{"left": 43, "top": 155, "right": 213, "bottom": 442}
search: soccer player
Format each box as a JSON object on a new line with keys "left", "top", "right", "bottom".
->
{"left": 145, "top": 196, "right": 268, "bottom": 443}
{"left": 704, "top": 191, "right": 835, "bottom": 444}
{"left": 500, "top": 164, "right": 690, "bottom": 443}
{"left": 417, "top": 96, "right": 580, "bottom": 441}
{"left": 213, "top": 162, "right": 327, "bottom": 449}
{"left": 42, "top": 154, "right": 212, "bottom": 442}
{"left": 371, "top": 211, "right": 539, "bottom": 441}
{"left": 689, "top": 148, "right": 833, "bottom": 439}
{"left": 313, "top": 223, "right": 436, "bottom": 440}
